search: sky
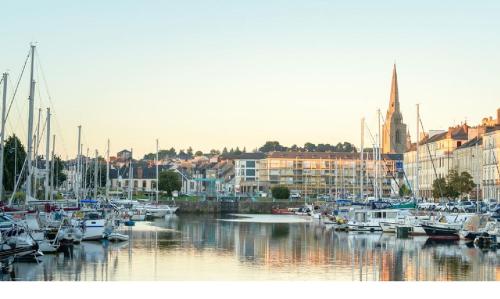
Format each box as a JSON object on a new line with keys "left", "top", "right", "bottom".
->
{"left": 1, "top": 0, "right": 499, "bottom": 159}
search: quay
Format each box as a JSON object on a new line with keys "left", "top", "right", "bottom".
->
{"left": 159, "top": 199, "right": 305, "bottom": 214}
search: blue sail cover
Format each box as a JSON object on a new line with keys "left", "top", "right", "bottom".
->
{"left": 80, "top": 199, "right": 98, "bottom": 204}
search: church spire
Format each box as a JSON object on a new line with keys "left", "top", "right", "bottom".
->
{"left": 389, "top": 64, "right": 399, "bottom": 111}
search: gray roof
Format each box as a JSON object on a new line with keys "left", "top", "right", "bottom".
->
{"left": 457, "top": 136, "right": 482, "bottom": 150}
{"left": 221, "top": 153, "right": 266, "bottom": 160}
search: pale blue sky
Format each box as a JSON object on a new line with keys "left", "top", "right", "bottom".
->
{"left": 1, "top": 0, "right": 499, "bottom": 158}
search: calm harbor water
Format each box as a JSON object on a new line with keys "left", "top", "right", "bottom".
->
{"left": 3, "top": 214, "right": 500, "bottom": 281}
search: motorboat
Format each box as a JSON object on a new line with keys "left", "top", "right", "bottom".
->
{"left": 81, "top": 212, "right": 109, "bottom": 241}
{"left": 421, "top": 223, "right": 462, "bottom": 240}
{"left": 271, "top": 208, "right": 296, "bottom": 215}
{"left": 459, "top": 215, "right": 491, "bottom": 240}
{"left": 129, "top": 209, "right": 147, "bottom": 221}
{"left": 348, "top": 209, "right": 403, "bottom": 232}
{"left": 395, "top": 215, "right": 433, "bottom": 236}
{"left": 0, "top": 225, "right": 40, "bottom": 262}
{"left": 106, "top": 232, "right": 129, "bottom": 242}
{"left": 138, "top": 204, "right": 178, "bottom": 218}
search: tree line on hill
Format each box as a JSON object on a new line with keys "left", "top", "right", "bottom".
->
{"left": 143, "top": 141, "right": 357, "bottom": 160}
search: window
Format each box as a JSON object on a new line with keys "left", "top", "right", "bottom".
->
{"left": 246, "top": 169, "right": 256, "bottom": 177}
{"left": 395, "top": 129, "right": 401, "bottom": 144}
{"left": 246, "top": 160, "right": 256, "bottom": 168}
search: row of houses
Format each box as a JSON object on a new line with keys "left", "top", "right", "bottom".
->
{"left": 403, "top": 108, "right": 500, "bottom": 201}
{"left": 76, "top": 150, "right": 402, "bottom": 200}
{"left": 231, "top": 152, "right": 402, "bottom": 199}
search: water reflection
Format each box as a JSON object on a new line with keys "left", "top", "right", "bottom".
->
{"left": 3, "top": 215, "right": 499, "bottom": 281}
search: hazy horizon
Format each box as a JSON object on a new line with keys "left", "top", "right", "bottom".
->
{"left": 2, "top": 1, "right": 499, "bottom": 159}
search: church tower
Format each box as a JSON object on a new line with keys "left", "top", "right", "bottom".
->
{"left": 382, "top": 64, "right": 407, "bottom": 154}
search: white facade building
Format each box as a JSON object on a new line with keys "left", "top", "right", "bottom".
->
{"left": 483, "top": 128, "right": 500, "bottom": 201}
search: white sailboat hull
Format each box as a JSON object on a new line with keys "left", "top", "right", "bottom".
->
{"left": 82, "top": 219, "right": 106, "bottom": 240}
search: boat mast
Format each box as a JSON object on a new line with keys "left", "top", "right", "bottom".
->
{"left": 93, "top": 149, "right": 98, "bottom": 199}
{"left": 415, "top": 104, "right": 420, "bottom": 202}
{"left": 106, "top": 139, "right": 110, "bottom": 200}
{"left": 128, "top": 148, "right": 133, "bottom": 201}
{"left": 378, "top": 108, "right": 382, "bottom": 199}
{"left": 44, "top": 108, "right": 51, "bottom": 201}
{"left": 374, "top": 139, "right": 378, "bottom": 200}
{"left": 156, "top": 139, "right": 159, "bottom": 204}
{"left": 360, "top": 117, "right": 364, "bottom": 202}
{"left": 34, "top": 108, "right": 41, "bottom": 196}
{"left": 25, "top": 44, "right": 36, "bottom": 205}
{"left": 476, "top": 138, "right": 480, "bottom": 213}
{"left": 84, "top": 147, "right": 89, "bottom": 198}
{"left": 76, "top": 125, "right": 81, "bottom": 201}
{"left": 50, "top": 134, "right": 55, "bottom": 201}
{"left": 335, "top": 158, "right": 338, "bottom": 200}
{"left": 0, "top": 73, "right": 7, "bottom": 202}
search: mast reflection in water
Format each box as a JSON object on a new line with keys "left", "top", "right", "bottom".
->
{"left": 3, "top": 215, "right": 500, "bottom": 281}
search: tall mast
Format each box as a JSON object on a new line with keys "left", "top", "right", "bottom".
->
{"left": 93, "top": 149, "right": 98, "bottom": 199}
{"left": 335, "top": 159, "right": 338, "bottom": 200}
{"left": 44, "top": 108, "right": 51, "bottom": 201}
{"left": 84, "top": 147, "right": 89, "bottom": 198}
{"left": 106, "top": 139, "right": 110, "bottom": 199}
{"left": 76, "top": 125, "right": 81, "bottom": 200}
{"left": 128, "top": 148, "right": 133, "bottom": 201}
{"left": 360, "top": 117, "right": 364, "bottom": 202}
{"left": 50, "top": 134, "right": 55, "bottom": 201}
{"left": 415, "top": 104, "right": 420, "bottom": 201}
{"left": 156, "top": 139, "right": 159, "bottom": 203}
{"left": 378, "top": 108, "right": 382, "bottom": 199}
{"left": 476, "top": 140, "right": 480, "bottom": 213}
{"left": 25, "top": 44, "right": 36, "bottom": 204}
{"left": 374, "top": 139, "right": 378, "bottom": 200}
{"left": 0, "top": 73, "right": 8, "bottom": 202}
{"left": 34, "top": 108, "right": 41, "bottom": 195}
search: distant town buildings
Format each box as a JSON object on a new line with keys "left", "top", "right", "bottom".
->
{"left": 404, "top": 109, "right": 500, "bottom": 201}
{"left": 60, "top": 66, "right": 500, "bottom": 203}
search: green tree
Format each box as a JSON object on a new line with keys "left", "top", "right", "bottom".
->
{"left": 447, "top": 170, "right": 475, "bottom": 199}
{"left": 399, "top": 184, "right": 412, "bottom": 197}
{"left": 158, "top": 170, "right": 182, "bottom": 197}
{"left": 210, "top": 149, "right": 221, "bottom": 155}
{"left": 195, "top": 151, "right": 203, "bottom": 156}
{"left": 53, "top": 155, "right": 68, "bottom": 187}
{"left": 304, "top": 142, "right": 316, "bottom": 152}
{"left": 271, "top": 186, "right": 290, "bottom": 200}
{"left": 3, "top": 135, "right": 27, "bottom": 192}
{"left": 432, "top": 177, "right": 447, "bottom": 199}
{"left": 259, "top": 141, "right": 286, "bottom": 152}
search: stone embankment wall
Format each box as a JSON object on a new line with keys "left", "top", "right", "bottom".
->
{"left": 160, "top": 200, "right": 304, "bottom": 214}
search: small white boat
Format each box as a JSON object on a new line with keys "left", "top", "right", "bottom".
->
{"left": 130, "top": 212, "right": 146, "bottom": 221}
{"left": 37, "top": 240, "right": 59, "bottom": 253}
{"left": 139, "top": 205, "right": 178, "bottom": 218}
{"left": 348, "top": 209, "right": 403, "bottom": 232}
{"left": 58, "top": 226, "right": 83, "bottom": 244}
{"left": 82, "top": 213, "right": 108, "bottom": 241}
{"left": 107, "top": 232, "right": 129, "bottom": 242}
